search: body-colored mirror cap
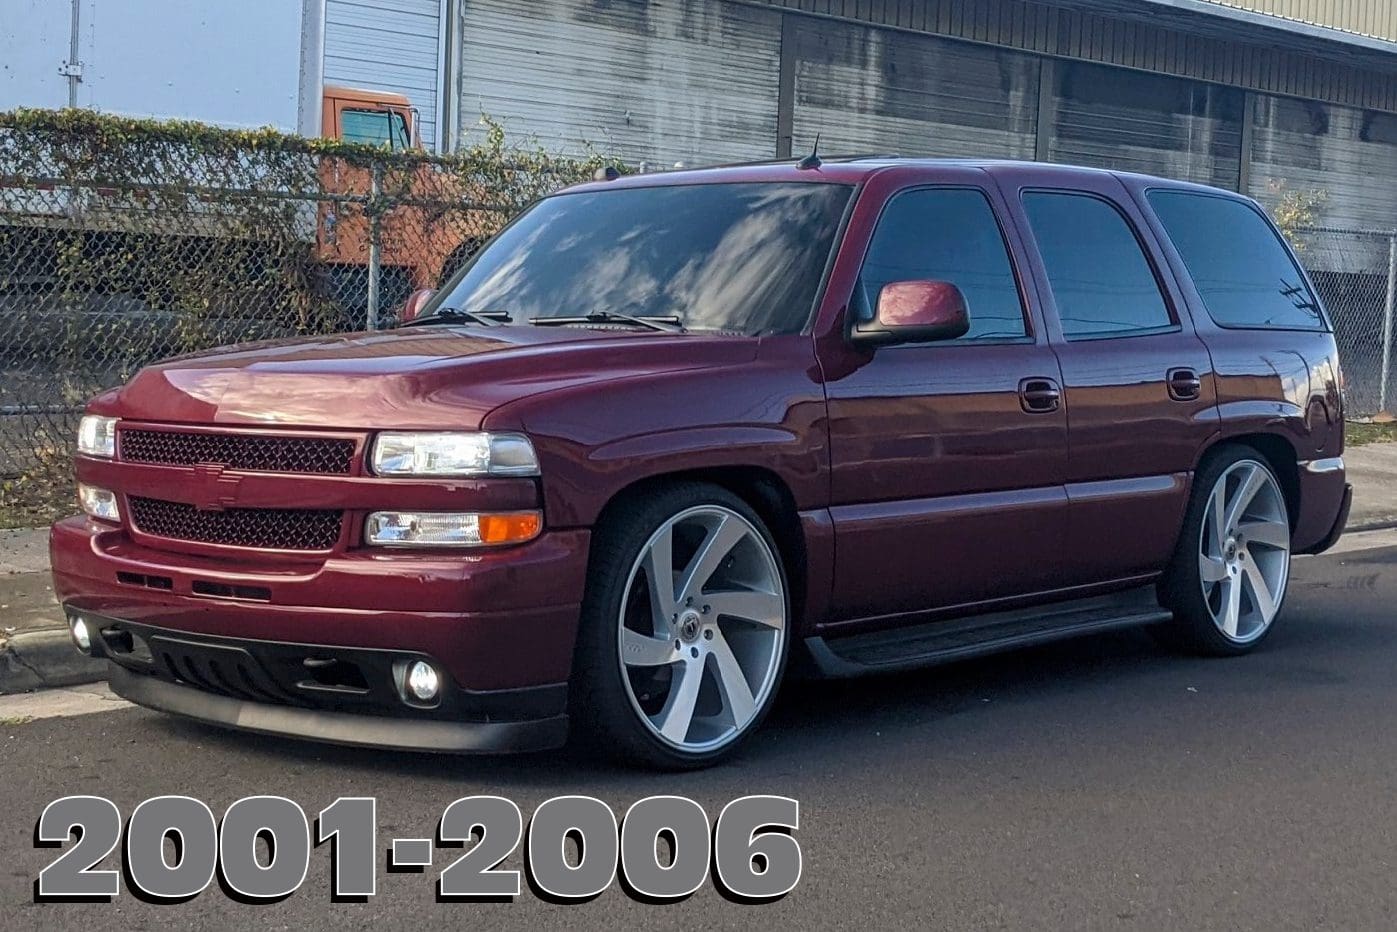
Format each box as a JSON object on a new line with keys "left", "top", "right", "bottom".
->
{"left": 400, "top": 288, "right": 435, "bottom": 323}
{"left": 854, "top": 280, "right": 971, "bottom": 346}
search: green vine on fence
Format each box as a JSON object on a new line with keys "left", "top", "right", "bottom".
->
{"left": 0, "top": 108, "right": 620, "bottom": 524}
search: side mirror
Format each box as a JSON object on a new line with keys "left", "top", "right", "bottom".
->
{"left": 400, "top": 288, "right": 435, "bottom": 324}
{"left": 850, "top": 280, "right": 970, "bottom": 348}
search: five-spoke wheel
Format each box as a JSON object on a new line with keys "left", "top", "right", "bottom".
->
{"left": 1198, "top": 459, "right": 1292, "bottom": 643}
{"left": 1161, "top": 446, "right": 1293, "bottom": 655}
{"left": 572, "top": 484, "right": 790, "bottom": 768}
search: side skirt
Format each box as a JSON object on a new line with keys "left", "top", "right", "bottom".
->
{"left": 803, "top": 586, "right": 1172, "bottom": 678}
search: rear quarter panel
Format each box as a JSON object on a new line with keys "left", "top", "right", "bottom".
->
{"left": 1121, "top": 174, "right": 1346, "bottom": 550}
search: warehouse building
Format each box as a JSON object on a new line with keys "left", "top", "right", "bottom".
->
{"left": 276, "top": 0, "right": 1397, "bottom": 412}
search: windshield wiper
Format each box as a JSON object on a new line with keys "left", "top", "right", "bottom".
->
{"left": 529, "top": 311, "right": 684, "bottom": 333}
{"left": 403, "top": 307, "right": 511, "bottom": 328}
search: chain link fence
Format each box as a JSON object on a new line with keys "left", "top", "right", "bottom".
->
{"left": 0, "top": 109, "right": 607, "bottom": 525}
{"left": 1295, "top": 227, "right": 1397, "bottom": 420}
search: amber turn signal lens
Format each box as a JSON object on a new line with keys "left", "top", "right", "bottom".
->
{"left": 476, "top": 511, "right": 543, "bottom": 544}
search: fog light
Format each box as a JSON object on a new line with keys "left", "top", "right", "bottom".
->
{"left": 77, "top": 484, "right": 120, "bottom": 523}
{"left": 406, "top": 661, "right": 440, "bottom": 702}
{"left": 70, "top": 616, "right": 92, "bottom": 653}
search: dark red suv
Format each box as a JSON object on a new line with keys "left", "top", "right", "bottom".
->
{"left": 51, "top": 158, "right": 1351, "bottom": 768}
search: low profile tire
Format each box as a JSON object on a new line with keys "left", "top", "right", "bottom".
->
{"left": 571, "top": 483, "right": 791, "bottom": 769}
{"left": 1158, "top": 445, "right": 1293, "bottom": 656}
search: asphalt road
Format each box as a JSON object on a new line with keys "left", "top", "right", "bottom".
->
{"left": 3, "top": 541, "right": 1396, "bottom": 930}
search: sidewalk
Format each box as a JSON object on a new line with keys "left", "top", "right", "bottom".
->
{"left": 2, "top": 445, "right": 1394, "bottom": 693}
{"left": 0, "top": 527, "right": 105, "bottom": 693}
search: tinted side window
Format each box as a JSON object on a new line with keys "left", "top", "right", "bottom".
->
{"left": 1023, "top": 192, "right": 1173, "bottom": 338}
{"left": 1147, "top": 191, "right": 1325, "bottom": 330}
{"left": 858, "top": 188, "right": 1027, "bottom": 340}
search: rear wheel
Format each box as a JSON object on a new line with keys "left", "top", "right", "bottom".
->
{"left": 1159, "top": 446, "right": 1292, "bottom": 655}
{"left": 571, "top": 483, "right": 790, "bottom": 769}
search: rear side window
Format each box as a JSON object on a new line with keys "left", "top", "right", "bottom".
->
{"left": 857, "top": 188, "right": 1027, "bottom": 340}
{"left": 1147, "top": 191, "right": 1326, "bottom": 330}
{"left": 1023, "top": 192, "right": 1173, "bottom": 339}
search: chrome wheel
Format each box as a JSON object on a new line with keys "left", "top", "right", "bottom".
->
{"left": 1199, "top": 459, "right": 1291, "bottom": 644}
{"left": 617, "top": 505, "right": 787, "bottom": 754}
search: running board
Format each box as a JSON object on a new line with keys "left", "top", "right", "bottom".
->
{"left": 804, "top": 587, "right": 1173, "bottom": 678}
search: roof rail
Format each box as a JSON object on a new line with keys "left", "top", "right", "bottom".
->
{"left": 658, "top": 152, "right": 903, "bottom": 172}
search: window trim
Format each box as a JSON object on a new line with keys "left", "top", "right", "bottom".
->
{"left": 1021, "top": 187, "right": 1184, "bottom": 343}
{"left": 1143, "top": 186, "right": 1332, "bottom": 334}
{"left": 850, "top": 184, "right": 1036, "bottom": 347}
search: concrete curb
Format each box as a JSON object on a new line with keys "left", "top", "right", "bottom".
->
{"left": 0, "top": 627, "right": 106, "bottom": 694}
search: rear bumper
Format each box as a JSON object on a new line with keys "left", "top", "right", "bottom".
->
{"left": 1298, "top": 482, "right": 1352, "bottom": 556}
{"left": 1294, "top": 457, "right": 1351, "bottom": 555}
{"left": 108, "top": 662, "right": 567, "bottom": 753}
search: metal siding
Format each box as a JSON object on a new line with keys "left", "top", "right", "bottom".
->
{"left": 457, "top": 0, "right": 782, "bottom": 165}
{"left": 1248, "top": 93, "right": 1397, "bottom": 237}
{"left": 325, "top": 0, "right": 442, "bottom": 147}
{"left": 1193, "top": 1, "right": 1397, "bottom": 43}
{"left": 788, "top": 16, "right": 1039, "bottom": 159}
{"left": 1046, "top": 60, "right": 1244, "bottom": 188}
{"left": 748, "top": 0, "right": 1397, "bottom": 113}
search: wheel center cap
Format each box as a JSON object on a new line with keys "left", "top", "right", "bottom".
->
{"left": 677, "top": 610, "right": 703, "bottom": 642}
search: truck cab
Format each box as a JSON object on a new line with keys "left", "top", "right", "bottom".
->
{"left": 321, "top": 86, "right": 420, "bottom": 150}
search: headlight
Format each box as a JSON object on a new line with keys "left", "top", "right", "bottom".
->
{"left": 77, "top": 415, "right": 118, "bottom": 458}
{"left": 77, "top": 484, "right": 120, "bottom": 522}
{"left": 365, "top": 511, "right": 542, "bottom": 547}
{"left": 370, "top": 431, "right": 539, "bottom": 477}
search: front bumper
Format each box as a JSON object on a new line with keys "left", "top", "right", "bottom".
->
{"left": 108, "top": 663, "right": 566, "bottom": 753}
{"left": 52, "top": 515, "right": 590, "bottom": 752}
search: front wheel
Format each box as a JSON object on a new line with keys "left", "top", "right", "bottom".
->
{"left": 1159, "top": 446, "right": 1293, "bottom": 655}
{"left": 571, "top": 483, "right": 790, "bottom": 769}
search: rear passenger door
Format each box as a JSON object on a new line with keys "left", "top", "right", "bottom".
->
{"left": 1003, "top": 173, "right": 1219, "bottom": 586}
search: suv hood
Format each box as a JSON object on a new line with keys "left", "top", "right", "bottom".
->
{"left": 97, "top": 325, "right": 758, "bottom": 429}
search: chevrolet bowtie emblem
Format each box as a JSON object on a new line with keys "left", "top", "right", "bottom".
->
{"left": 190, "top": 463, "right": 242, "bottom": 512}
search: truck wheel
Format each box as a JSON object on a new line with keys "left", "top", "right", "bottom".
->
{"left": 1158, "top": 445, "right": 1293, "bottom": 656}
{"left": 572, "top": 483, "right": 790, "bottom": 769}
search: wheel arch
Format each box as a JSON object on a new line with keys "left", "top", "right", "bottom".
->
{"left": 591, "top": 466, "right": 811, "bottom": 630}
{"left": 1197, "top": 432, "right": 1302, "bottom": 526}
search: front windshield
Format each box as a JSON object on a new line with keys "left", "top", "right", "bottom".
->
{"left": 431, "top": 181, "right": 853, "bottom": 335}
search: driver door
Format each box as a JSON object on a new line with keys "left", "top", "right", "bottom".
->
{"left": 822, "top": 183, "right": 1069, "bottom": 626}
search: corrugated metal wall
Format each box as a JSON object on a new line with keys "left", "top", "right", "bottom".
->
{"left": 1045, "top": 60, "right": 1244, "bottom": 189}
{"left": 1248, "top": 93, "right": 1397, "bottom": 263}
{"left": 325, "top": 0, "right": 443, "bottom": 148}
{"left": 456, "top": 0, "right": 782, "bottom": 165}
{"left": 750, "top": 0, "right": 1397, "bottom": 113}
{"left": 788, "top": 16, "right": 1040, "bottom": 159}
{"left": 1193, "top": 0, "right": 1397, "bottom": 42}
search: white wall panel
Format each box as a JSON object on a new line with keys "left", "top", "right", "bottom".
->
{"left": 326, "top": 0, "right": 442, "bottom": 147}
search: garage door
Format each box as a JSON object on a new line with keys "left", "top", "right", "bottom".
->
{"left": 325, "top": 0, "right": 443, "bottom": 149}
{"left": 456, "top": 0, "right": 781, "bottom": 166}
{"left": 788, "top": 16, "right": 1040, "bottom": 160}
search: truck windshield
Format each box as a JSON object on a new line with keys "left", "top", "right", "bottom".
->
{"left": 432, "top": 181, "right": 853, "bottom": 335}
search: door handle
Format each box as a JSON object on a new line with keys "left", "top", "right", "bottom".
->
{"left": 1018, "top": 377, "right": 1061, "bottom": 414}
{"left": 1167, "top": 368, "right": 1203, "bottom": 401}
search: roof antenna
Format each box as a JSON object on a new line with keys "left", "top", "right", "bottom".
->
{"left": 796, "top": 134, "right": 822, "bottom": 170}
